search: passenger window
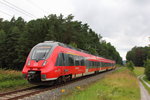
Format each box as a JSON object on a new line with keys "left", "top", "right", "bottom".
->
{"left": 102, "top": 62, "right": 104, "bottom": 67}
{"left": 55, "top": 53, "right": 64, "bottom": 66}
{"left": 81, "top": 57, "right": 85, "bottom": 66}
{"left": 86, "top": 60, "right": 90, "bottom": 68}
{"left": 63, "top": 53, "right": 69, "bottom": 66}
{"left": 68, "top": 54, "right": 74, "bottom": 66}
{"left": 75, "top": 56, "right": 80, "bottom": 66}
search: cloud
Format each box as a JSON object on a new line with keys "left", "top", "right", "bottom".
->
{"left": 0, "top": 0, "right": 149, "bottom": 60}
{"left": 71, "top": 0, "right": 150, "bottom": 60}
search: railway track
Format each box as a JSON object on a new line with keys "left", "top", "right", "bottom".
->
{"left": 0, "top": 69, "right": 116, "bottom": 100}
{"left": 0, "top": 86, "right": 48, "bottom": 100}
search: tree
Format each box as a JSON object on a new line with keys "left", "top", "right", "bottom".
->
{"left": 126, "top": 61, "right": 134, "bottom": 71}
{"left": 0, "top": 14, "right": 123, "bottom": 70}
{"left": 5, "top": 26, "right": 21, "bottom": 69}
{"left": 0, "top": 30, "right": 6, "bottom": 68}
{"left": 126, "top": 46, "right": 150, "bottom": 66}
{"left": 144, "top": 59, "right": 150, "bottom": 80}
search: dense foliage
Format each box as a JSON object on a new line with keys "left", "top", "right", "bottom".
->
{"left": 126, "top": 46, "right": 150, "bottom": 66}
{"left": 0, "top": 14, "right": 122, "bottom": 70}
{"left": 126, "top": 61, "right": 134, "bottom": 71}
{"left": 144, "top": 59, "right": 150, "bottom": 80}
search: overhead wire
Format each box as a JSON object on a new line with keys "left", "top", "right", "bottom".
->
{"left": 2, "top": 0, "right": 37, "bottom": 18}
{"left": 0, "top": 9, "right": 12, "bottom": 17}
{"left": 25, "top": 0, "right": 47, "bottom": 15}
{"left": 0, "top": 0, "right": 36, "bottom": 18}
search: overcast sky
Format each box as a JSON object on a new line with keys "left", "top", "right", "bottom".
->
{"left": 0, "top": 0, "right": 150, "bottom": 60}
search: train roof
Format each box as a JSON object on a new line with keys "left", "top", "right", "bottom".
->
{"left": 39, "top": 41, "right": 115, "bottom": 63}
{"left": 41, "top": 41, "right": 90, "bottom": 53}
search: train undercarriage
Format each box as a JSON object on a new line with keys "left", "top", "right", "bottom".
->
{"left": 27, "top": 70, "right": 72, "bottom": 85}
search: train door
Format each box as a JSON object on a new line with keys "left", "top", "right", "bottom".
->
{"left": 60, "top": 53, "right": 71, "bottom": 75}
{"left": 55, "top": 52, "right": 69, "bottom": 75}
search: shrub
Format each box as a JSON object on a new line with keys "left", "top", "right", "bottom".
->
{"left": 144, "top": 59, "right": 150, "bottom": 80}
{"left": 126, "top": 61, "right": 134, "bottom": 71}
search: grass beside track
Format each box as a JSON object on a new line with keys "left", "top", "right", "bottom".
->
{"left": 62, "top": 67, "right": 140, "bottom": 100}
{"left": 0, "top": 69, "right": 32, "bottom": 92}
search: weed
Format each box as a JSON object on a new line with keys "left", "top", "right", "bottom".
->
{"left": 0, "top": 69, "right": 32, "bottom": 92}
{"left": 62, "top": 68, "right": 140, "bottom": 100}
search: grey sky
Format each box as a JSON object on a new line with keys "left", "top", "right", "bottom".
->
{"left": 0, "top": 0, "right": 149, "bottom": 60}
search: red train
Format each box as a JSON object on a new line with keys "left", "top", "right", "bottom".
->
{"left": 22, "top": 41, "right": 116, "bottom": 84}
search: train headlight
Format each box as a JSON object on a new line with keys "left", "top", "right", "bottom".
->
{"left": 42, "top": 61, "right": 47, "bottom": 66}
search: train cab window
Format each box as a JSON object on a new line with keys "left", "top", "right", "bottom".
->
{"left": 31, "top": 45, "right": 52, "bottom": 61}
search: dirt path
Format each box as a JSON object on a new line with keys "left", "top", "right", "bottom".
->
{"left": 139, "top": 81, "right": 150, "bottom": 100}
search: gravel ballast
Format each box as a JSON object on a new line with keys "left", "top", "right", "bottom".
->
{"left": 21, "top": 69, "right": 116, "bottom": 100}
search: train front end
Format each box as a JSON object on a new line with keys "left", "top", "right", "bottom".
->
{"left": 22, "top": 42, "right": 59, "bottom": 84}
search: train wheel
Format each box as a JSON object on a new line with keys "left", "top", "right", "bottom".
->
{"left": 62, "top": 76, "right": 67, "bottom": 83}
{"left": 69, "top": 75, "right": 72, "bottom": 81}
{"left": 94, "top": 71, "right": 99, "bottom": 74}
{"left": 55, "top": 77, "right": 62, "bottom": 85}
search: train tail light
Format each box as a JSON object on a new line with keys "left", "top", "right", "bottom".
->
{"left": 42, "top": 61, "right": 47, "bottom": 66}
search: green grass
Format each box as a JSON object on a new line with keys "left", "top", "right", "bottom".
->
{"left": 113, "top": 67, "right": 126, "bottom": 73}
{"left": 0, "top": 69, "right": 32, "bottom": 92}
{"left": 133, "top": 67, "right": 145, "bottom": 76}
{"left": 143, "top": 76, "right": 150, "bottom": 84}
{"left": 62, "top": 68, "right": 140, "bottom": 100}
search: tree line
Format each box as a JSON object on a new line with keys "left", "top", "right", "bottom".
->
{"left": 0, "top": 14, "right": 122, "bottom": 70}
{"left": 126, "top": 46, "right": 150, "bottom": 66}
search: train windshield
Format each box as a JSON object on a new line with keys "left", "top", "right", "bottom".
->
{"left": 31, "top": 45, "right": 52, "bottom": 61}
